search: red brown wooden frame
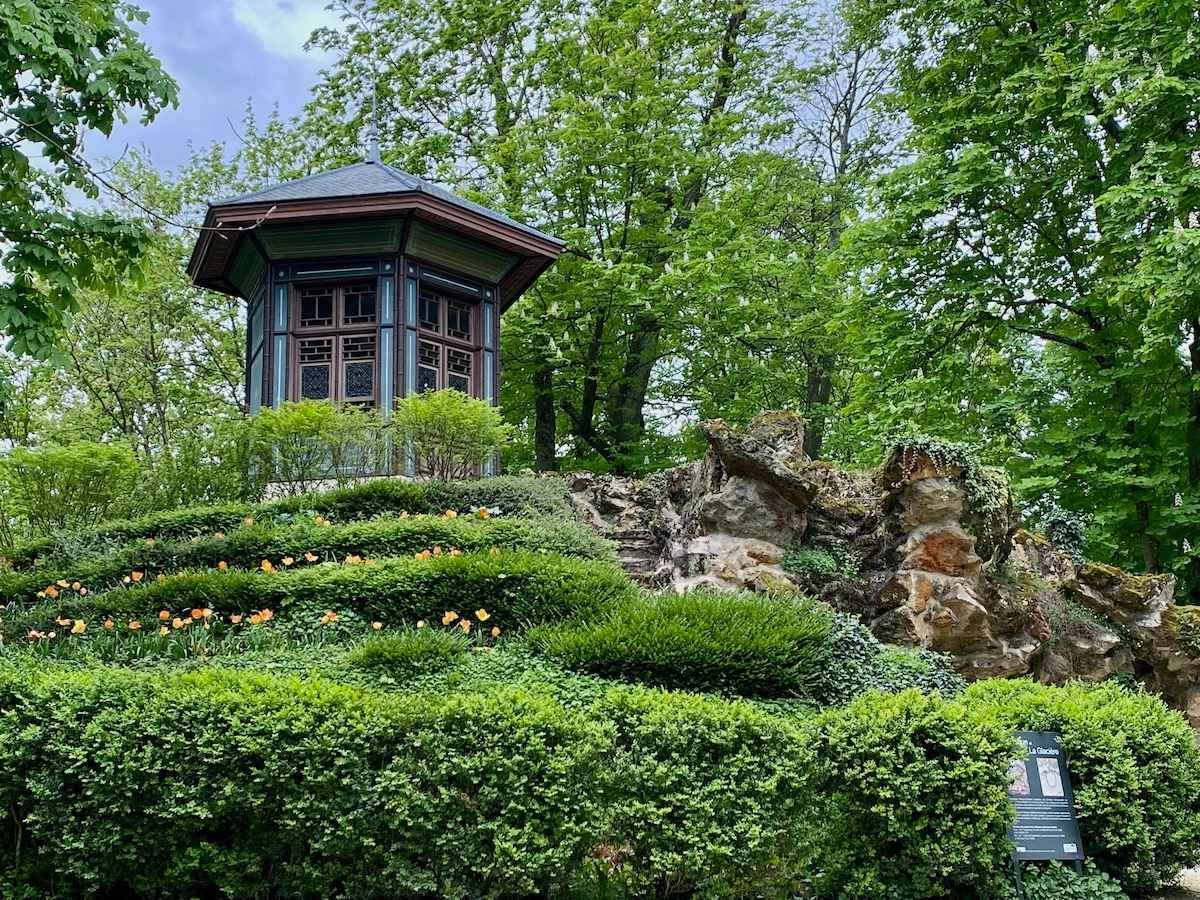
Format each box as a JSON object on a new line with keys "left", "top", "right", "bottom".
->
{"left": 414, "top": 274, "right": 483, "bottom": 398}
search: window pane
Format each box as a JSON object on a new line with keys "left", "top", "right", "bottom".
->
{"left": 417, "top": 367, "right": 438, "bottom": 392}
{"left": 448, "top": 372, "right": 470, "bottom": 394}
{"left": 418, "top": 340, "right": 440, "bottom": 393}
{"left": 298, "top": 286, "right": 334, "bottom": 328}
{"left": 301, "top": 365, "right": 330, "bottom": 399}
{"left": 447, "top": 347, "right": 472, "bottom": 395}
{"left": 298, "top": 337, "right": 333, "bottom": 400}
{"left": 419, "top": 289, "right": 440, "bottom": 332}
{"left": 343, "top": 283, "right": 377, "bottom": 325}
{"left": 448, "top": 299, "right": 472, "bottom": 341}
{"left": 342, "top": 334, "right": 376, "bottom": 401}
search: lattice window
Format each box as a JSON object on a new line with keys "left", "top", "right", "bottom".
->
{"left": 342, "top": 334, "right": 376, "bottom": 401}
{"left": 342, "top": 283, "right": 377, "bottom": 326}
{"left": 447, "top": 299, "right": 472, "bottom": 341}
{"left": 418, "top": 340, "right": 440, "bottom": 393}
{"left": 298, "top": 285, "right": 335, "bottom": 328}
{"left": 298, "top": 337, "right": 333, "bottom": 400}
{"left": 419, "top": 289, "right": 440, "bottom": 332}
{"left": 447, "top": 347, "right": 472, "bottom": 394}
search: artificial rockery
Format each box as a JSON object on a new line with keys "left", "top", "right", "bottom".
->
{"left": 570, "top": 412, "right": 1200, "bottom": 725}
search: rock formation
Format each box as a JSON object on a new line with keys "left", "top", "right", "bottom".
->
{"left": 566, "top": 411, "right": 1200, "bottom": 724}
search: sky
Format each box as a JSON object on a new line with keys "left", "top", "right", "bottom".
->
{"left": 88, "top": 0, "right": 342, "bottom": 173}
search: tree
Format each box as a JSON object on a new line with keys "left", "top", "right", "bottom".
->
{"left": 0, "top": 0, "right": 177, "bottom": 357}
{"left": 842, "top": 0, "right": 1200, "bottom": 597}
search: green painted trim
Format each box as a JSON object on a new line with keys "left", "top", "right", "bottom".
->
{"left": 405, "top": 220, "right": 516, "bottom": 283}
{"left": 258, "top": 220, "right": 405, "bottom": 259}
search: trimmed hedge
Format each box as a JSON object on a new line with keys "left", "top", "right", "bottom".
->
{"left": 0, "top": 663, "right": 610, "bottom": 898}
{"left": 528, "top": 591, "right": 834, "bottom": 699}
{"left": 965, "top": 679, "right": 1200, "bottom": 894}
{"left": 5, "top": 551, "right": 637, "bottom": 639}
{"left": 0, "top": 662, "right": 816, "bottom": 897}
{"left": 2, "top": 476, "right": 576, "bottom": 569}
{"left": 0, "top": 515, "right": 614, "bottom": 604}
{"left": 809, "top": 689, "right": 1017, "bottom": 899}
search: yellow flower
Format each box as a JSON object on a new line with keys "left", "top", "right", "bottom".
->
{"left": 345, "top": 554, "right": 363, "bottom": 565}
{"left": 128, "top": 620, "right": 142, "bottom": 631}
{"left": 56, "top": 579, "right": 69, "bottom": 589}
{"left": 249, "top": 613, "right": 262, "bottom": 625}
{"left": 130, "top": 570, "right": 144, "bottom": 583}
{"left": 103, "top": 619, "right": 114, "bottom": 631}
{"left": 260, "top": 559, "right": 275, "bottom": 573}
{"left": 122, "top": 576, "right": 131, "bottom": 584}
{"left": 145, "top": 538, "right": 156, "bottom": 547}
{"left": 491, "top": 626, "right": 501, "bottom": 638}
{"left": 319, "top": 610, "right": 339, "bottom": 625}
{"left": 172, "top": 617, "right": 186, "bottom": 630}
{"left": 159, "top": 626, "right": 169, "bottom": 636}
{"left": 230, "top": 614, "right": 243, "bottom": 624}
{"left": 304, "top": 552, "right": 318, "bottom": 562}
{"left": 475, "top": 609, "right": 490, "bottom": 622}
{"left": 36, "top": 591, "right": 45, "bottom": 599}
{"left": 443, "top": 509, "right": 458, "bottom": 519}
{"left": 449, "top": 548, "right": 462, "bottom": 557}
{"left": 458, "top": 619, "right": 471, "bottom": 633}
{"left": 71, "top": 581, "right": 82, "bottom": 591}
{"left": 432, "top": 545, "right": 442, "bottom": 557}
{"left": 158, "top": 610, "right": 170, "bottom": 621}
{"left": 282, "top": 556, "right": 295, "bottom": 566}
{"left": 442, "top": 611, "right": 458, "bottom": 625}
{"left": 416, "top": 620, "right": 426, "bottom": 629}
{"left": 202, "top": 608, "right": 214, "bottom": 619}
{"left": 414, "top": 549, "right": 431, "bottom": 560}
{"left": 214, "top": 531, "right": 226, "bottom": 540}
{"left": 156, "top": 574, "right": 165, "bottom": 584}
{"left": 477, "top": 507, "right": 490, "bottom": 519}
{"left": 71, "top": 620, "right": 86, "bottom": 635}
{"left": 244, "top": 515, "right": 255, "bottom": 528}
{"left": 371, "top": 621, "right": 383, "bottom": 630}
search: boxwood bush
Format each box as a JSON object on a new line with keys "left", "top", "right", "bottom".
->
{"left": 527, "top": 591, "right": 835, "bottom": 699}
{"left": 5, "top": 551, "right": 637, "bottom": 639}
{"left": 0, "top": 662, "right": 610, "bottom": 898}
{"left": 807, "top": 689, "right": 1017, "bottom": 899}
{"left": 2, "top": 476, "right": 576, "bottom": 569}
{"left": 0, "top": 515, "right": 614, "bottom": 604}
{"left": 965, "top": 679, "right": 1200, "bottom": 894}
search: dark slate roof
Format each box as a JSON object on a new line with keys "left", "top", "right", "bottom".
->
{"left": 215, "top": 161, "right": 562, "bottom": 245}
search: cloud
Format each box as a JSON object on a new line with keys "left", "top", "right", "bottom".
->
{"left": 228, "top": 0, "right": 339, "bottom": 60}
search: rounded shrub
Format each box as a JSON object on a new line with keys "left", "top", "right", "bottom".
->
{"left": 346, "top": 629, "right": 469, "bottom": 679}
{"left": 965, "top": 679, "right": 1200, "bottom": 894}
{"left": 806, "top": 689, "right": 1017, "bottom": 899}
{"left": 527, "top": 590, "right": 834, "bottom": 699}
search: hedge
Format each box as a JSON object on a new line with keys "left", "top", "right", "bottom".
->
{"left": 0, "top": 515, "right": 614, "bottom": 605}
{"left": 0, "top": 663, "right": 610, "bottom": 898}
{"left": 964, "top": 679, "right": 1200, "bottom": 895}
{"left": 5, "top": 551, "right": 637, "bottom": 639}
{"left": 2, "top": 476, "right": 576, "bottom": 569}
{"left": 808, "top": 689, "right": 1017, "bottom": 899}
{"left": 0, "top": 662, "right": 816, "bottom": 898}
{"left": 528, "top": 591, "right": 835, "bottom": 699}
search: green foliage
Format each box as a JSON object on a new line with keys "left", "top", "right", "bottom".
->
{"left": 965, "top": 679, "right": 1200, "bottom": 894}
{"left": 0, "top": 662, "right": 610, "bottom": 897}
{"left": 529, "top": 591, "right": 834, "bottom": 699}
{"left": 1018, "top": 861, "right": 1127, "bottom": 900}
{"left": 393, "top": 389, "right": 511, "bottom": 480}
{"left": 0, "top": 0, "right": 177, "bottom": 357}
{"left": 3, "top": 475, "right": 577, "bottom": 569}
{"left": 5, "top": 552, "right": 637, "bottom": 641}
{"left": 248, "top": 400, "right": 390, "bottom": 496}
{"left": 0, "top": 442, "right": 139, "bottom": 547}
{"left": 596, "top": 688, "right": 814, "bottom": 897}
{"left": 345, "top": 629, "right": 469, "bottom": 679}
{"left": 809, "top": 689, "right": 1017, "bottom": 899}
{"left": 1042, "top": 506, "right": 1088, "bottom": 565}
{"left": 783, "top": 544, "right": 859, "bottom": 580}
{"left": 0, "top": 513, "right": 614, "bottom": 605}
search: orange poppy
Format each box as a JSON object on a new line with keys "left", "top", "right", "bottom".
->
{"left": 130, "top": 570, "right": 144, "bottom": 583}
{"left": 371, "top": 621, "right": 383, "bottom": 630}
{"left": 458, "top": 619, "right": 471, "bottom": 633}
{"left": 103, "top": 619, "right": 114, "bottom": 631}
{"left": 128, "top": 620, "right": 142, "bottom": 631}
{"left": 491, "top": 626, "right": 501, "bottom": 638}
{"left": 304, "top": 552, "right": 318, "bottom": 562}
{"left": 217, "top": 561, "right": 228, "bottom": 571}
{"left": 259, "top": 609, "right": 274, "bottom": 621}
{"left": 45, "top": 585, "right": 60, "bottom": 599}
{"left": 190, "top": 608, "right": 204, "bottom": 620}
{"left": 260, "top": 559, "right": 275, "bottom": 573}
{"left": 249, "top": 613, "right": 262, "bottom": 625}
{"left": 442, "top": 611, "right": 458, "bottom": 625}
{"left": 282, "top": 556, "right": 295, "bottom": 566}
{"left": 158, "top": 610, "right": 170, "bottom": 621}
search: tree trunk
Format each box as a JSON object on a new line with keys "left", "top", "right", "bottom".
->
{"left": 1187, "top": 317, "right": 1200, "bottom": 602}
{"left": 532, "top": 361, "right": 558, "bottom": 471}
{"left": 605, "top": 314, "right": 661, "bottom": 471}
{"left": 803, "top": 353, "right": 834, "bottom": 458}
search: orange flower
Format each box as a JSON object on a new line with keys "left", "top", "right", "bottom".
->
{"left": 319, "top": 610, "right": 339, "bottom": 625}
{"left": 491, "top": 626, "right": 501, "bottom": 638}
{"left": 71, "top": 620, "right": 86, "bottom": 635}
{"left": 103, "top": 619, "right": 114, "bottom": 631}
{"left": 475, "top": 609, "right": 490, "bottom": 622}
{"left": 414, "top": 550, "right": 431, "bottom": 560}
{"left": 128, "top": 620, "right": 142, "bottom": 631}
{"left": 190, "top": 608, "right": 204, "bottom": 620}
{"left": 442, "top": 611, "right": 458, "bottom": 625}
{"left": 79, "top": 587, "right": 88, "bottom": 597}
{"left": 432, "top": 545, "right": 442, "bottom": 557}
{"left": 260, "top": 559, "right": 275, "bottom": 573}
{"left": 458, "top": 619, "right": 471, "bottom": 633}
{"left": 282, "top": 556, "right": 295, "bottom": 566}
{"left": 45, "top": 585, "right": 60, "bottom": 599}
{"left": 304, "top": 552, "right": 318, "bottom": 563}
{"left": 443, "top": 509, "right": 458, "bottom": 519}
{"left": 230, "top": 614, "right": 243, "bottom": 624}
{"left": 345, "top": 554, "right": 363, "bottom": 565}
{"left": 249, "top": 613, "right": 262, "bottom": 625}
{"left": 259, "top": 608, "right": 274, "bottom": 621}
{"left": 449, "top": 548, "right": 462, "bottom": 557}
{"left": 201, "top": 608, "right": 214, "bottom": 619}
{"left": 416, "top": 620, "right": 426, "bottom": 629}
{"left": 172, "top": 617, "right": 186, "bottom": 630}
{"left": 371, "top": 621, "right": 383, "bottom": 630}
{"left": 158, "top": 610, "right": 171, "bottom": 621}
{"left": 27, "top": 630, "right": 45, "bottom": 641}
{"left": 131, "top": 570, "right": 144, "bottom": 583}
{"left": 56, "top": 616, "right": 71, "bottom": 626}
{"left": 71, "top": 581, "right": 82, "bottom": 591}
{"left": 159, "top": 625, "right": 169, "bottom": 636}
{"left": 477, "top": 507, "right": 490, "bottom": 519}
{"left": 217, "top": 561, "right": 228, "bottom": 571}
